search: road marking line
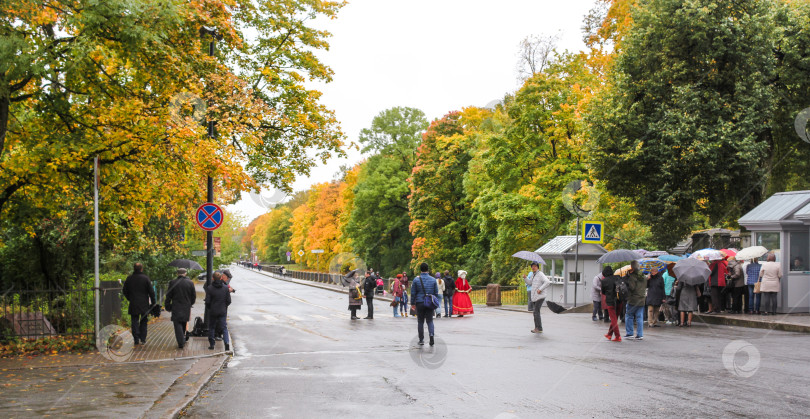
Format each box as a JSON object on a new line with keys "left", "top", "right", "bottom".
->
{"left": 287, "top": 315, "right": 304, "bottom": 321}
{"left": 262, "top": 315, "right": 278, "bottom": 322}
{"left": 331, "top": 314, "right": 344, "bottom": 318}
{"left": 311, "top": 315, "right": 329, "bottom": 320}
{"left": 239, "top": 315, "right": 254, "bottom": 321}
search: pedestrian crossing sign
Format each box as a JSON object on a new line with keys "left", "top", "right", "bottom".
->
{"left": 582, "top": 221, "right": 604, "bottom": 244}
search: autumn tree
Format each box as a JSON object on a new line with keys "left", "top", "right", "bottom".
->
{"left": 0, "top": 0, "right": 346, "bottom": 287}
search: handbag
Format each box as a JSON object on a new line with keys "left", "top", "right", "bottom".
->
{"left": 418, "top": 276, "right": 441, "bottom": 310}
{"left": 389, "top": 299, "right": 399, "bottom": 307}
{"left": 754, "top": 281, "right": 762, "bottom": 294}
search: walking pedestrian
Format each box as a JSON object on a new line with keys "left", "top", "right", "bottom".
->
{"left": 363, "top": 271, "right": 376, "bottom": 319}
{"left": 591, "top": 271, "right": 603, "bottom": 322}
{"left": 728, "top": 258, "right": 746, "bottom": 314}
{"left": 624, "top": 261, "right": 646, "bottom": 340}
{"left": 205, "top": 272, "right": 231, "bottom": 351}
{"left": 348, "top": 276, "right": 363, "bottom": 319}
{"left": 164, "top": 268, "right": 196, "bottom": 349}
{"left": 526, "top": 262, "right": 551, "bottom": 334}
{"left": 411, "top": 263, "right": 439, "bottom": 346}
{"left": 646, "top": 267, "right": 665, "bottom": 327}
{"left": 392, "top": 274, "right": 404, "bottom": 318}
{"left": 600, "top": 267, "right": 621, "bottom": 342}
{"left": 435, "top": 272, "right": 444, "bottom": 318}
{"left": 122, "top": 263, "right": 157, "bottom": 346}
{"left": 759, "top": 254, "right": 782, "bottom": 315}
{"left": 442, "top": 270, "right": 455, "bottom": 317}
{"left": 452, "top": 270, "right": 474, "bottom": 317}
{"left": 745, "top": 258, "right": 762, "bottom": 314}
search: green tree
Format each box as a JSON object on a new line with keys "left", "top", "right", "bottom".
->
{"left": 344, "top": 107, "right": 428, "bottom": 275}
{"left": 588, "top": 0, "right": 777, "bottom": 247}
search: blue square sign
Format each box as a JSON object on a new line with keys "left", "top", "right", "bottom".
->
{"left": 582, "top": 221, "right": 604, "bottom": 244}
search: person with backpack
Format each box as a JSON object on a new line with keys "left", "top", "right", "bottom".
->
{"left": 442, "top": 270, "right": 455, "bottom": 318}
{"left": 205, "top": 272, "right": 232, "bottom": 351}
{"left": 400, "top": 272, "right": 410, "bottom": 317}
{"left": 624, "top": 260, "right": 647, "bottom": 340}
{"left": 600, "top": 266, "right": 621, "bottom": 342}
{"left": 411, "top": 263, "right": 440, "bottom": 346}
{"left": 164, "top": 268, "right": 196, "bottom": 349}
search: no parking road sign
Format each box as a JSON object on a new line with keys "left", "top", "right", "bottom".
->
{"left": 196, "top": 203, "right": 224, "bottom": 231}
{"left": 582, "top": 221, "right": 604, "bottom": 244}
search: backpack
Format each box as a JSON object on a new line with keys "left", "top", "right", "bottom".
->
{"left": 617, "top": 278, "right": 630, "bottom": 301}
{"left": 190, "top": 316, "right": 206, "bottom": 336}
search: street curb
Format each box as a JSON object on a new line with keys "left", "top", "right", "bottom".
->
{"left": 142, "top": 354, "right": 229, "bottom": 419}
{"left": 692, "top": 314, "right": 810, "bottom": 334}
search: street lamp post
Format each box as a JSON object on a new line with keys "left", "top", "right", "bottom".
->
{"left": 200, "top": 26, "right": 222, "bottom": 285}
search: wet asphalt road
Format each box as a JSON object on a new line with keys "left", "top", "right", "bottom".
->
{"left": 185, "top": 267, "right": 810, "bottom": 418}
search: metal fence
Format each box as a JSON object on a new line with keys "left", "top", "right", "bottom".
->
{"left": 0, "top": 283, "right": 94, "bottom": 342}
{"left": 257, "top": 267, "right": 530, "bottom": 306}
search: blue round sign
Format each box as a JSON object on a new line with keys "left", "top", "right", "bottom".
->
{"left": 196, "top": 203, "right": 224, "bottom": 231}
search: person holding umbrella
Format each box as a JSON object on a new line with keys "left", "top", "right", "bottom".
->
{"left": 525, "top": 261, "right": 551, "bottom": 334}
{"left": 600, "top": 266, "right": 621, "bottom": 341}
{"left": 164, "top": 268, "right": 196, "bottom": 349}
{"left": 673, "top": 257, "right": 711, "bottom": 327}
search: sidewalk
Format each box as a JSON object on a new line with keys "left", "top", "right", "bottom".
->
{"left": 497, "top": 301, "right": 810, "bottom": 333}
{"left": 0, "top": 282, "right": 230, "bottom": 418}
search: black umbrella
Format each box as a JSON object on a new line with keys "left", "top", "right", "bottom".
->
{"left": 673, "top": 257, "right": 710, "bottom": 286}
{"left": 596, "top": 249, "right": 640, "bottom": 264}
{"left": 546, "top": 301, "right": 567, "bottom": 314}
{"left": 168, "top": 259, "right": 203, "bottom": 270}
{"left": 511, "top": 251, "right": 546, "bottom": 265}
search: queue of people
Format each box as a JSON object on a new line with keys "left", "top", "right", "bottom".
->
{"left": 588, "top": 251, "right": 783, "bottom": 342}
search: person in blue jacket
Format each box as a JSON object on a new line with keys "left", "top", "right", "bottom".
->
{"left": 411, "top": 262, "right": 440, "bottom": 346}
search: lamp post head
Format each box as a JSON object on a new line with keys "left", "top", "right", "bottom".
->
{"left": 199, "top": 26, "right": 223, "bottom": 40}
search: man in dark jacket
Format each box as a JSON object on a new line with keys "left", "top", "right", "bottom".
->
{"left": 122, "top": 263, "right": 156, "bottom": 345}
{"left": 362, "top": 271, "right": 376, "bottom": 319}
{"left": 206, "top": 272, "right": 232, "bottom": 351}
{"left": 625, "top": 261, "right": 647, "bottom": 340}
{"left": 165, "top": 268, "right": 196, "bottom": 349}
{"left": 411, "top": 263, "right": 440, "bottom": 346}
{"left": 646, "top": 267, "right": 666, "bottom": 328}
{"left": 442, "top": 271, "right": 455, "bottom": 317}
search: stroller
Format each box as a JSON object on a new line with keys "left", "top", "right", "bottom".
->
{"left": 375, "top": 277, "right": 385, "bottom": 295}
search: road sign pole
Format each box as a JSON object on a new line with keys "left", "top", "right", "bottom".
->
{"left": 206, "top": 176, "right": 213, "bottom": 284}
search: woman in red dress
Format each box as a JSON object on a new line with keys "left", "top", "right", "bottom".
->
{"left": 452, "top": 270, "right": 474, "bottom": 317}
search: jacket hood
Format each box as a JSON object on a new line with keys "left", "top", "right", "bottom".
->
{"left": 213, "top": 279, "right": 225, "bottom": 288}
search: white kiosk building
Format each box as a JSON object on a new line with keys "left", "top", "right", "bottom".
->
{"left": 535, "top": 236, "right": 607, "bottom": 306}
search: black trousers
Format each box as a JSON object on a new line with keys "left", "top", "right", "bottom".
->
{"left": 710, "top": 286, "right": 723, "bottom": 311}
{"left": 173, "top": 321, "right": 187, "bottom": 347}
{"left": 365, "top": 296, "right": 374, "bottom": 318}
{"left": 732, "top": 286, "right": 746, "bottom": 312}
{"left": 131, "top": 314, "right": 149, "bottom": 344}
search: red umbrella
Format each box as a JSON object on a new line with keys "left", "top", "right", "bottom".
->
{"left": 719, "top": 249, "right": 737, "bottom": 259}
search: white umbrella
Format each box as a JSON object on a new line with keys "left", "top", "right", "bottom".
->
{"left": 735, "top": 246, "right": 769, "bottom": 261}
{"left": 690, "top": 248, "right": 726, "bottom": 261}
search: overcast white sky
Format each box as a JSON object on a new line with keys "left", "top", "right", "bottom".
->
{"left": 226, "top": 0, "right": 597, "bottom": 224}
